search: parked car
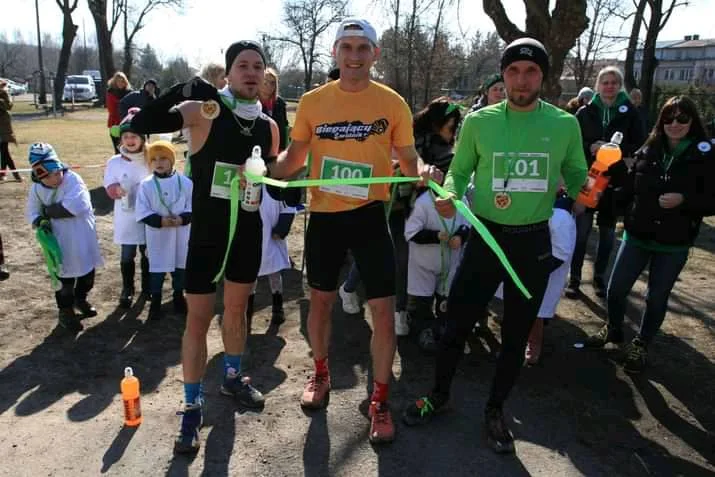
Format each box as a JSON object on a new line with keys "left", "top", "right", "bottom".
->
{"left": 63, "top": 75, "right": 96, "bottom": 102}
{"left": 0, "top": 78, "right": 28, "bottom": 96}
{"left": 82, "top": 69, "right": 102, "bottom": 92}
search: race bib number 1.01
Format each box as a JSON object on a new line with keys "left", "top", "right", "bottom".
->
{"left": 491, "top": 152, "right": 549, "bottom": 192}
{"left": 319, "top": 156, "right": 374, "bottom": 199}
{"left": 211, "top": 161, "right": 239, "bottom": 199}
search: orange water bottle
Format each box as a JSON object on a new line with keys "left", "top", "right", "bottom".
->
{"left": 577, "top": 131, "right": 624, "bottom": 208}
{"left": 121, "top": 367, "right": 142, "bottom": 426}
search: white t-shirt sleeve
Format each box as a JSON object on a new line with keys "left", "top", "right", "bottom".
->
{"left": 103, "top": 157, "right": 117, "bottom": 189}
{"left": 26, "top": 185, "right": 42, "bottom": 225}
{"left": 61, "top": 172, "right": 92, "bottom": 217}
{"left": 549, "top": 209, "right": 577, "bottom": 261}
{"left": 404, "top": 194, "right": 428, "bottom": 241}
{"left": 135, "top": 179, "right": 155, "bottom": 222}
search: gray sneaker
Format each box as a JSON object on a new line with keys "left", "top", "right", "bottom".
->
{"left": 220, "top": 369, "right": 265, "bottom": 409}
{"left": 584, "top": 325, "right": 623, "bottom": 348}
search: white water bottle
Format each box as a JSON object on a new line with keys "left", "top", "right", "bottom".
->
{"left": 241, "top": 146, "right": 266, "bottom": 212}
{"left": 119, "top": 173, "right": 134, "bottom": 211}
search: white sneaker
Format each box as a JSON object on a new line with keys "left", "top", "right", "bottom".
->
{"left": 394, "top": 311, "right": 409, "bottom": 336}
{"left": 339, "top": 284, "right": 360, "bottom": 314}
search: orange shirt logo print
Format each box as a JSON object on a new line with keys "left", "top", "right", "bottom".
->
{"left": 315, "top": 119, "right": 389, "bottom": 142}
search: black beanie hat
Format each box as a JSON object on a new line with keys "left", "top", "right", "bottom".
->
{"left": 500, "top": 38, "right": 549, "bottom": 77}
{"left": 225, "top": 41, "right": 267, "bottom": 72}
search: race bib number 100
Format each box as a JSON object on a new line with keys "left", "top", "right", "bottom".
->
{"left": 211, "top": 161, "right": 239, "bottom": 199}
{"left": 319, "top": 156, "right": 374, "bottom": 199}
{"left": 491, "top": 152, "right": 549, "bottom": 192}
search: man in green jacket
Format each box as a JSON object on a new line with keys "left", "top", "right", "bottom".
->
{"left": 403, "top": 38, "right": 588, "bottom": 454}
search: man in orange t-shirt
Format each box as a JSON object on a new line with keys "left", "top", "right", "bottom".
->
{"left": 269, "top": 18, "right": 440, "bottom": 444}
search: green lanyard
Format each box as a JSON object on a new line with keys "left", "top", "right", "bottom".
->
{"left": 152, "top": 174, "right": 182, "bottom": 215}
{"left": 661, "top": 139, "right": 691, "bottom": 175}
{"left": 430, "top": 190, "right": 458, "bottom": 294}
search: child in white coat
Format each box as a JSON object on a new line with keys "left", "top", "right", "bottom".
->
{"left": 136, "top": 140, "right": 192, "bottom": 320}
{"left": 247, "top": 184, "right": 296, "bottom": 330}
{"left": 26, "top": 143, "right": 104, "bottom": 332}
{"left": 104, "top": 108, "right": 151, "bottom": 308}
{"left": 405, "top": 187, "right": 470, "bottom": 353}
{"left": 495, "top": 191, "right": 577, "bottom": 363}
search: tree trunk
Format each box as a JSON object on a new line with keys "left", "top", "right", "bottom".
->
{"left": 482, "top": 0, "right": 588, "bottom": 101}
{"left": 392, "top": 0, "right": 401, "bottom": 94}
{"left": 423, "top": 0, "right": 445, "bottom": 106}
{"left": 624, "top": 0, "right": 646, "bottom": 90}
{"left": 122, "top": 9, "right": 133, "bottom": 80}
{"left": 55, "top": 11, "right": 78, "bottom": 109}
{"left": 639, "top": 0, "right": 662, "bottom": 107}
{"left": 406, "top": 0, "right": 417, "bottom": 108}
{"left": 88, "top": 0, "right": 115, "bottom": 107}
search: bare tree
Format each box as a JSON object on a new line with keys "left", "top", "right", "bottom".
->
{"left": 624, "top": 0, "right": 648, "bottom": 90}
{"left": 121, "top": 0, "right": 183, "bottom": 80}
{"left": 54, "top": 0, "right": 79, "bottom": 108}
{"left": 268, "top": 0, "right": 348, "bottom": 91}
{"left": 482, "top": 0, "right": 589, "bottom": 99}
{"left": 569, "top": 0, "right": 623, "bottom": 87}
{"left": 423, "top": 0, "right": 455, "bottom": 105}
{"left": 0, "top": 32, "right": 24, "bottom": 79}
{"left": 88, "top": 0, "right": 123, "bottom": 105}
{"left": 636, "top": 0, "right": 689, "bottom": 105}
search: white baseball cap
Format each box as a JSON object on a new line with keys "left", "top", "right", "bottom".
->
{"left": 334, "top": 18, "right": 378, "bottom": 46}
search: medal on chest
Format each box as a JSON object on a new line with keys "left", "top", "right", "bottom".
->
{"left": 494, "top": 191, "right": 512, "bottom": 210}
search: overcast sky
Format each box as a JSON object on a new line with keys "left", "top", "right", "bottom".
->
{"left": 1, "top": 0, "right": 712, "bottom": 68}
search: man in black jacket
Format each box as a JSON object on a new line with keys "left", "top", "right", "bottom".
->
{"left": 119, "top": 79, "right": 158, "bottom": 118}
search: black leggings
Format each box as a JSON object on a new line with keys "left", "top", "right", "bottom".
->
{"left": 433, "top": 220, "right": 552, "bottom": 409}
{"left": 0, "top": 141, "right": 18, "bottom": 176}
{"left": 55, "top": 269, "right": 96, "bottom": 309}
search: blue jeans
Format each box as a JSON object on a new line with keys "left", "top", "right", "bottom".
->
{"left": 149, "top": 269, "right": 185, "bottom": 295}
{"left": 120, "top": 244, "right": 147, "bottom": 263}
{"left": 606, "top": 240, "right": 689, "bottom": 344}
{"left": 570, "top": 209, "right": 616, "bottom": 284}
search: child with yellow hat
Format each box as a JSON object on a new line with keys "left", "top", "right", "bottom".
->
{"left": 135, "top": 140, "right": 193, "bottom": 320}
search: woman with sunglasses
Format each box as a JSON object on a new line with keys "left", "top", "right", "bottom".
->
{"left": 584, "top": 96, "right": 715, "bottom": 373}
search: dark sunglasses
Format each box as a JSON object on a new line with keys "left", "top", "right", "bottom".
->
{"left": 662, "top": 113, "right": 691, "bottom": 125}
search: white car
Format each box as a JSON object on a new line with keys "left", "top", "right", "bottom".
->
{"left": 0, "top": 78, "right": 27, "bottom": 96}
{"left": 63, "top": 75, "right": 96, "bottom": 102}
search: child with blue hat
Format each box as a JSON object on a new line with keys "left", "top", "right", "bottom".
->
{"left": 26, "top": 143, "right": 104, "bottom": 332}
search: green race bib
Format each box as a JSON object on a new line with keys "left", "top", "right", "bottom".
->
{"left": 491, "top": 152, "right": 549, "bottom": 192}
{"left": 211, "top": 161, "right": 239, "bottom": 199}
{"left": 319, "top": 156, "right": 374, "bottom": 199}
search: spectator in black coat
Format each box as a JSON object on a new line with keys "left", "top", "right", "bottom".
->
{"left": 567, "top": 66, "right": 647, "bottom": 299}
{"left": 259, "top": 68, "right": 288, "bottom": 151}
{"left": 583, "top": 96, "right": 715, "bottom": 373}
{"left": 119, "top": 79, "right": 158, "bottom": 119}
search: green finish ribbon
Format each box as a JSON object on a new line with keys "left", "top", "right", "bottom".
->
{"left": 36, "top": 227, "right": 63, "bottom": 290}
{"left": 213, "top": 173, "right": 532, "bottom": 299}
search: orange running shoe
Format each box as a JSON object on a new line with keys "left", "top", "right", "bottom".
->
{"left": 368, "top": 401, "right": 395, "bottom": 444}
{"left": 300, "top": 374, "right": 331, "bottom": 409}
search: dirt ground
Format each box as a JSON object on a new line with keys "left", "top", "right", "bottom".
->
{"left": 0, "top": 111, "right": 713, "bottom": 477}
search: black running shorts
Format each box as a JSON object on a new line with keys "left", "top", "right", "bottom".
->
{"left": 306, "top": 201, "right": 395, "bottom": 300}
{"left": 185, "top": 208, "right": 262, "bottom": 294}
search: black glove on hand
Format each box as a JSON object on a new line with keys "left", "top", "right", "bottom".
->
{"left": 33, "top": 216, "right": 52, "bottom": 233}
{"left": 179, "top": 76, "right": 218, "bottom": 102}
{"left": 43, "top": 203, "right": 74, "bottom": 219}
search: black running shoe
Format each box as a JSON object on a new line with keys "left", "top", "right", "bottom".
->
{"left": 485, "top": 406, "right": 514, "bottom": 454}
{"left": 220, "top": 371, "right": 265, "bottom": 409}
{"left": 623, "top": 337, "right": 648, "bottom": 374}
{"left": 584, "top": 324, "right": 624, "bottom": 348}
{"left": 58, "top": 308, "right": 83, "bottom": 332}
{"left": 593, "top": 276, "right": 607, "bottom": 298}
{"left": 402, "top": 393, "right": 448, "bottom": 426}
{"left": 75, "top": 300, "right": 97, "bottom": 318}
{"left": 173, "top": 400, "right": 203, "bottom": 454}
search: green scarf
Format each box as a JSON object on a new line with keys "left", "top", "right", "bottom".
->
{"left": 591, "top": 91, "right": 630, "bottom": 129}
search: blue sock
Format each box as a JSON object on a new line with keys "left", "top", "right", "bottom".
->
{"left": 184, "top": 382, "right": 202, "bottom": 406}
{"left": 224, "top": 354, "right": 242, "bottom": 377}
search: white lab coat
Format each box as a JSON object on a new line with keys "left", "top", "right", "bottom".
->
{"left": 26, "top": 170, "right": 104, "bottom": 278}
{"left": 104, "top": 153, "right": 150, "bottom": 245}
{"left": 135, "top": 172, "right": 193, "bottom": 273}
{"left": 258, "top": 185, "right": 295, "bottom": 277}
{"left": 495, "top": 208, "right": 577, "bottom": 318}
{"left": 405, "top": 191, "right": 469, "bottom": 297}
